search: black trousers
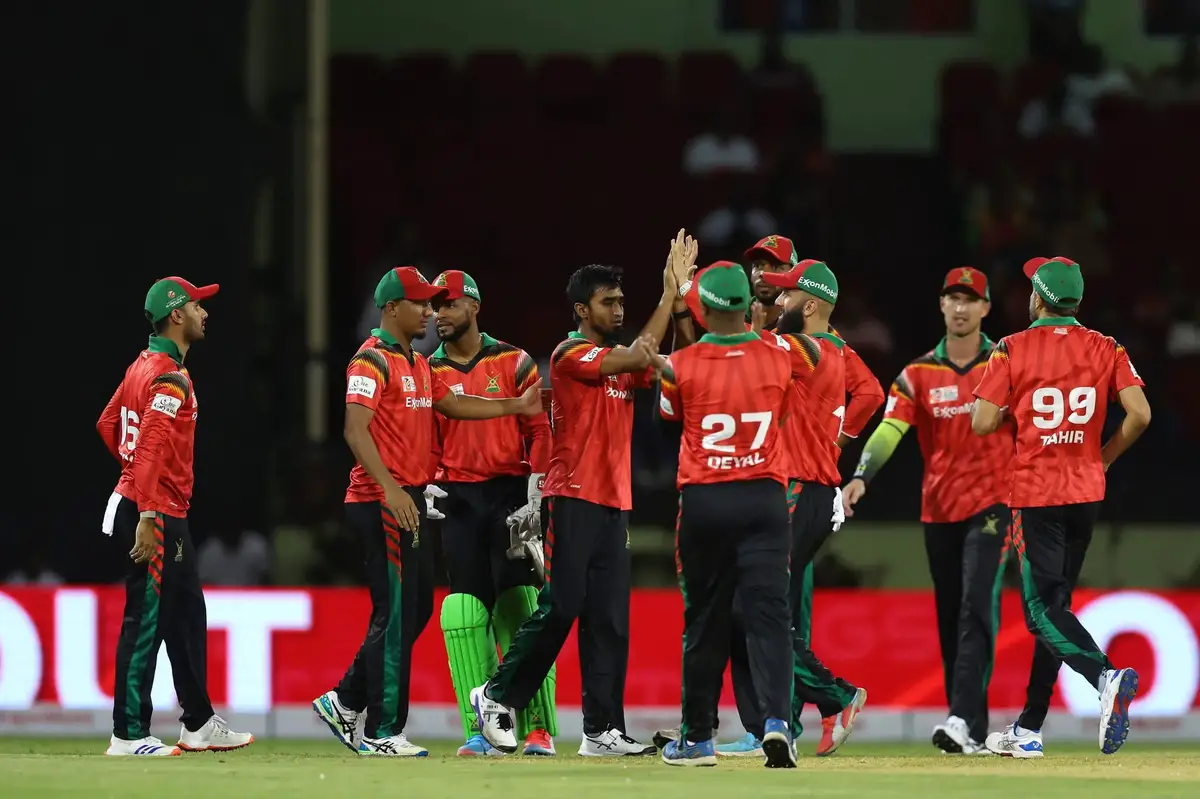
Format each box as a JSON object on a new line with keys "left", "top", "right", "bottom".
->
{"left": 489, "top": 496, "right": 630, "bottom": 734}
{"left": 677, "top": 480, "right": 792, "bottom": 743}
{"left": 111, "top": 496, "right": 214, "bottom": 740}
{"left": 336, "top": 494, "right": 435, "bottom": 739}
{"left": 728, "top": 481, "right": 856, "bottom": 738}
{"left": 440, "top": 476, "right": 540, "bottom": 605}
{"left": 1013, "top": 502, "right": 1111, "bottom": 731}
{"left": 923, "top": 503, "right": 1011, "bottom": 741}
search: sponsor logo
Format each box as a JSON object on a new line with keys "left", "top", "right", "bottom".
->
{"left": 606, "top": 386, "right": 631, "bottom": 401}
{"left": 448, "top": 383, "right": 464, "bottom": 396}
{"left": 928, "top": 385, "right": 959, "bottom": 404}
{"left": 1033, "top": 272, "right": 1060, "bottom": 303}
{"left": 401, "top": 375, "right": 417, "bottom": 392}
{"left": 706, "top": 451, "right": 766, "bottom": 470}
{"left": 580, "top": 347, "right": 602, "bottom": 363}
{"left": 346, "top": 376, "right": 377, "bottom": 399}
{"left": 933, "top": 401, "right": 975, "bottom": 419}
{"left": 405, "top": 396, "right": 433, "bottom": 409}
{"left": 885, "top": 396, "right": 897, "bottom": 414}
{"left": 659, "top": 394, "right": 675, "bottom": 416}
{"left": 1041, "top": 430, "right": 1084, "bottom": 446}
{"left": 699, "top": 285, "right": 735, "bottom": 309}
{"left": 485, "top": 374, "right": 501, "bottom": 393}
{"left": 149, "top": 393, "right": 182, "bottom": 418}
{"left": 798, "top": 276, "right": 836, "bottom": 300}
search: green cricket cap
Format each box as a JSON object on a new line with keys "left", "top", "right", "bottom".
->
{"left": 761, "top": 259, "right": 839, "bottom": 305}
{"left": 1024, "top": 257, "right": 1083, "bottom": 309}
{"left": 433, "top": 270, "right": 481, "bottom": 302}
{"left": 374, "top": 266, "right": 448, "bottom": 308}
{"left": 144, "top": 276, "right": 219, "bottom": 323}
{"left": 697, "top": 261, "right": 752, "bottom": 312}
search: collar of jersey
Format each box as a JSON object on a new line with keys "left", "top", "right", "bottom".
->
{"left": 933, "top": 332, "right": 993, "bottom": 361}
{"left": 811, "top": 331, "right": 844, "bottom": 349}
{"left": 147, "top": 335, "right": 184, "bottom": 365}
{"left": 1028, "top": 316, "right": 1081, "bottom": 329}
{"left": 699, "top": 331, "right": 759, "bottom": 346}
{"left": 432, "top": 331, "right": 499, "bottom": 361}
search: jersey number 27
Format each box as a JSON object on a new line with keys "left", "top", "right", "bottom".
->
{"left": 701, "top": 412, "right": 773, "bottom": 452}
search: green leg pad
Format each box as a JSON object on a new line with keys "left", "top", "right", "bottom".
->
{"left": 495, "top": 586, "right": 558, "bottom": 738}
{"left": 441, "top": 593, "right": 499, "bottom": 740}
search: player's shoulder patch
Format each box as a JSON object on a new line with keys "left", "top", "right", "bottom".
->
{"left": 149, "top": 369, "right": 191, "bottom": 401}
{"left": 551, "top": 337, "right": 597, "bottom": 364}
{"left": 349, "top": 346, "right": 390, "bottom": 382}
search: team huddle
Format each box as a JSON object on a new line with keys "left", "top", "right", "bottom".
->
{"left": 96, "top": 231, "right": 1151, "bottom": 765}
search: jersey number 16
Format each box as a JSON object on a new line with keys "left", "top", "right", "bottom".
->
{"left": 119, "top": 406, "right": 140, "bottom": 450}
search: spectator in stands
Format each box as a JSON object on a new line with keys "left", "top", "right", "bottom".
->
{"left": 1150, "top": 34, "right": 1200, "bottom": 105}
{"left": 683, "top": 105, "right": 761, "bottom": 176}
{"left": 696, "top": 183, "right": 777, "bottom": 260}
{"left": 1019, "top": 44, "right": 1135, "bottom": 139}
{"left": 198, "top": 528, "right": 271, "bottom": 586}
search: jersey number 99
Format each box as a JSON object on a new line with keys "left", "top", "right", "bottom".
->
{"left": 1031, "top": 386, "right": 1096, "bottom": 430}
{"left": 701, "top": 412, "right": 773, "bottom": 453}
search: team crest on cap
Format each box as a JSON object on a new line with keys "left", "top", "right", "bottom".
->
{"left": 167, "top": 290, "right": 176, "bottom": 298}
{"left": 434, "top": 274, "right": 448, "bottom": 286}
{"left": 959, "top": 271, "right": 974, "bottom": 284}
{"left": 763, "top": 235, "right": 779, "bottom": 249}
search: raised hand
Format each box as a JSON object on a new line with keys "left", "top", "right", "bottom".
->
{"left": 750, "top": 300, "right": 767, "bottom": 334}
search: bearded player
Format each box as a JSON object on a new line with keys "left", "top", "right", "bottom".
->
{"left": 842, "top": 267, "right": 1014, "bottom": 754}
{"left": 425, "top": 270, "right": 557, "bottom": 757}
{"left": 973, "top": 257, "right": 1147, "bottom": 757}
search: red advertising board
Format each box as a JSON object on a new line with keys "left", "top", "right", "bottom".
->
{"left": 0, "top": 587, "right": 1196, "bottom": 716}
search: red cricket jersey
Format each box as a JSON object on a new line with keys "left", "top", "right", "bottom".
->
{"left": 885, "top": 336, "right": 1014, "bottom": 523}
{"left": 344, "top": 328, "right": 449, "bottom": 502}
{"left": 97, "top": 337, "right": 199, "bottom": 516}
{"left": 974, "top": 318, "right": 1143, "bottom": 509}
{"left": 660, "top": 331, "right": 792, "bottom": 488}
{"left": 430, "top": 333, "right": 551, "bottom": 483}
{"left": 542, "top": 332, "right": 652, "bottom": 511}
{"left": 771, "top": 332, "right": 849, "bottom": 486}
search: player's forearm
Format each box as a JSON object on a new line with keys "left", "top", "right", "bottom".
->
{"left": 130, "top": 421, "right": 171, "bottom": 511}
{"left": 637, "top": 292, "right": 675, "bottom": 351}
{"left": 598, "top": 347, "right": 652, "bottom": 376}
{"left": 851, "top": 419, "right": 909, "bottom": 484}
{"left": 1101, "top": 410, "right": 1151, "bottom": 469}
{"left": 672, "top": 312, "right": 696, "bottom": 350}
{"left": 844, "top": 381, "right": 885, "bottom": 438}
{"left": 436, "top": 393, "right": 519, "bottom": 420}
{"left": 524, "top": 421, "right": 552, "bottom": 473}
{"left": 344, "top": 426, "right": 401, "bottom": 491}
{"left": 971, "top": 400, "right": 1004, "bottom": 435}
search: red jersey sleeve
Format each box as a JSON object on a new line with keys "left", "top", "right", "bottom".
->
{"left": 514, "top": 350, "right": 552, "bottom": 473}
{"left": 552, "top": 338, "right": 610, "bottom": 384}
{"left": 842, "top": 343, "right": 884, "bottom": 437}
{"left": 974, "top": 339, "right": 1013, "bottom": 407}
{"left": 131, "top": 370, "right": 191, "bottom": 512}
{"left": 428, "top": 411, "right": 443, "bottom": 481}
{"left": 428, "top": 360, "right": 451, "bottom": 404}
{"left": 1110, "top": 340, "right": 1145, "bottom": 399}
{"left": 883, "top": 366, "right": 920, "bottom": 426}
{"left": 346, "top": 348, "right": 389, "bottom": 410}
{"left": 97, "top": 383, "right": 123, "bottom": 461}
{"left": 658, "top": 355, "right": 681, "bottom": 421}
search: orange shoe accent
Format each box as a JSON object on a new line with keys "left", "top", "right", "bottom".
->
{"left": 523, "top": 729, "right": 553, "bottom": 754}
{"left": 178, "top": 734, "right": 254, "bottom": 753}
{"left": 815, "top": 716, "right": 836, "bottom": 756}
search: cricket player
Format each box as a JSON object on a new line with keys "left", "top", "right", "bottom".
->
{"left": 470, "top": 232, "right": 696, "bottom": 756}
{"left": 312, "top": 266, "right": 543, "bottom": 757}
{"left": 658, "top": 263, "right": 796, "bottom": 768}
{"left": 972, "top": 257, "right": 1148, "bottom": 757}
{"left": 657, "top": 243, "right": 883, "bottom": 756}
{"left": 842, "top": 267, "right": 1014, "bottom": 754}
{"left": 424, "top": 270, "right": 557, "bottom": 757}
{"left": 97, "top": 277, "right": 254, "bottom": 756}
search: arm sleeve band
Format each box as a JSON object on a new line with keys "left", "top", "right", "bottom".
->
{"left": 852, "top": 418, "right": 910, "bottom": 485}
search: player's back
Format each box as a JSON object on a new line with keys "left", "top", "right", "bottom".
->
{"left": 1001, "top": 321, "right": 1130, "bottom": 507}
{"left": 106, "top": 345, "right": 197, "bottom": 512}
{"left": 777, "top": 332, "right": 846, "bottom": 485}
{"left": 665, "top": 333, "right": 791, "bottom": 488}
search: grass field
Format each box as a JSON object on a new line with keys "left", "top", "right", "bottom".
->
{"left": 4, "top": 739, "right": 1199, "bottom": 798}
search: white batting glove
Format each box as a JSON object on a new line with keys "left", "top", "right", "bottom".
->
{"left": 505, "top": 473, "right": 544, "bottom": 536}
{"left": 423, "top": 484, "right": 447, "bottom": 520}
{"left": 831, "top": 487, "right": 846, "bottom": 533}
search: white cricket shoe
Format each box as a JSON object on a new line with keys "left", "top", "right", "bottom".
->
{"left": 358, "top": 733, "right": 428, "bottom": 757}
{"left": 178, "top": 714, "right": 254, "bottom": 752}
{"left": 932, "top": 715, "right": 976, "bottom": 754}
{"left": 985, "top": 723, "right": 1044, "bottom": 758}
{"left": 312, "top": 690, "right": 361, "bottom": 752}
{"left": 1098, "top": 667, "right": 1139, "bottom": 755}
{"left": 106, "top": 735, "right": 181, "bottom": 757}
{"left": 470, "top": 684, "right": 518, "bottom": 753}
{"left": 578, "top": 726, "right": 657, "bottom": 757}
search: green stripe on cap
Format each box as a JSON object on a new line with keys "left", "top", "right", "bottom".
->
{"left": 698, "top": 264, "right": 751, "bottom": 311}
{"left": 798, "top": 262, "right": 839, "bottom": 305}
